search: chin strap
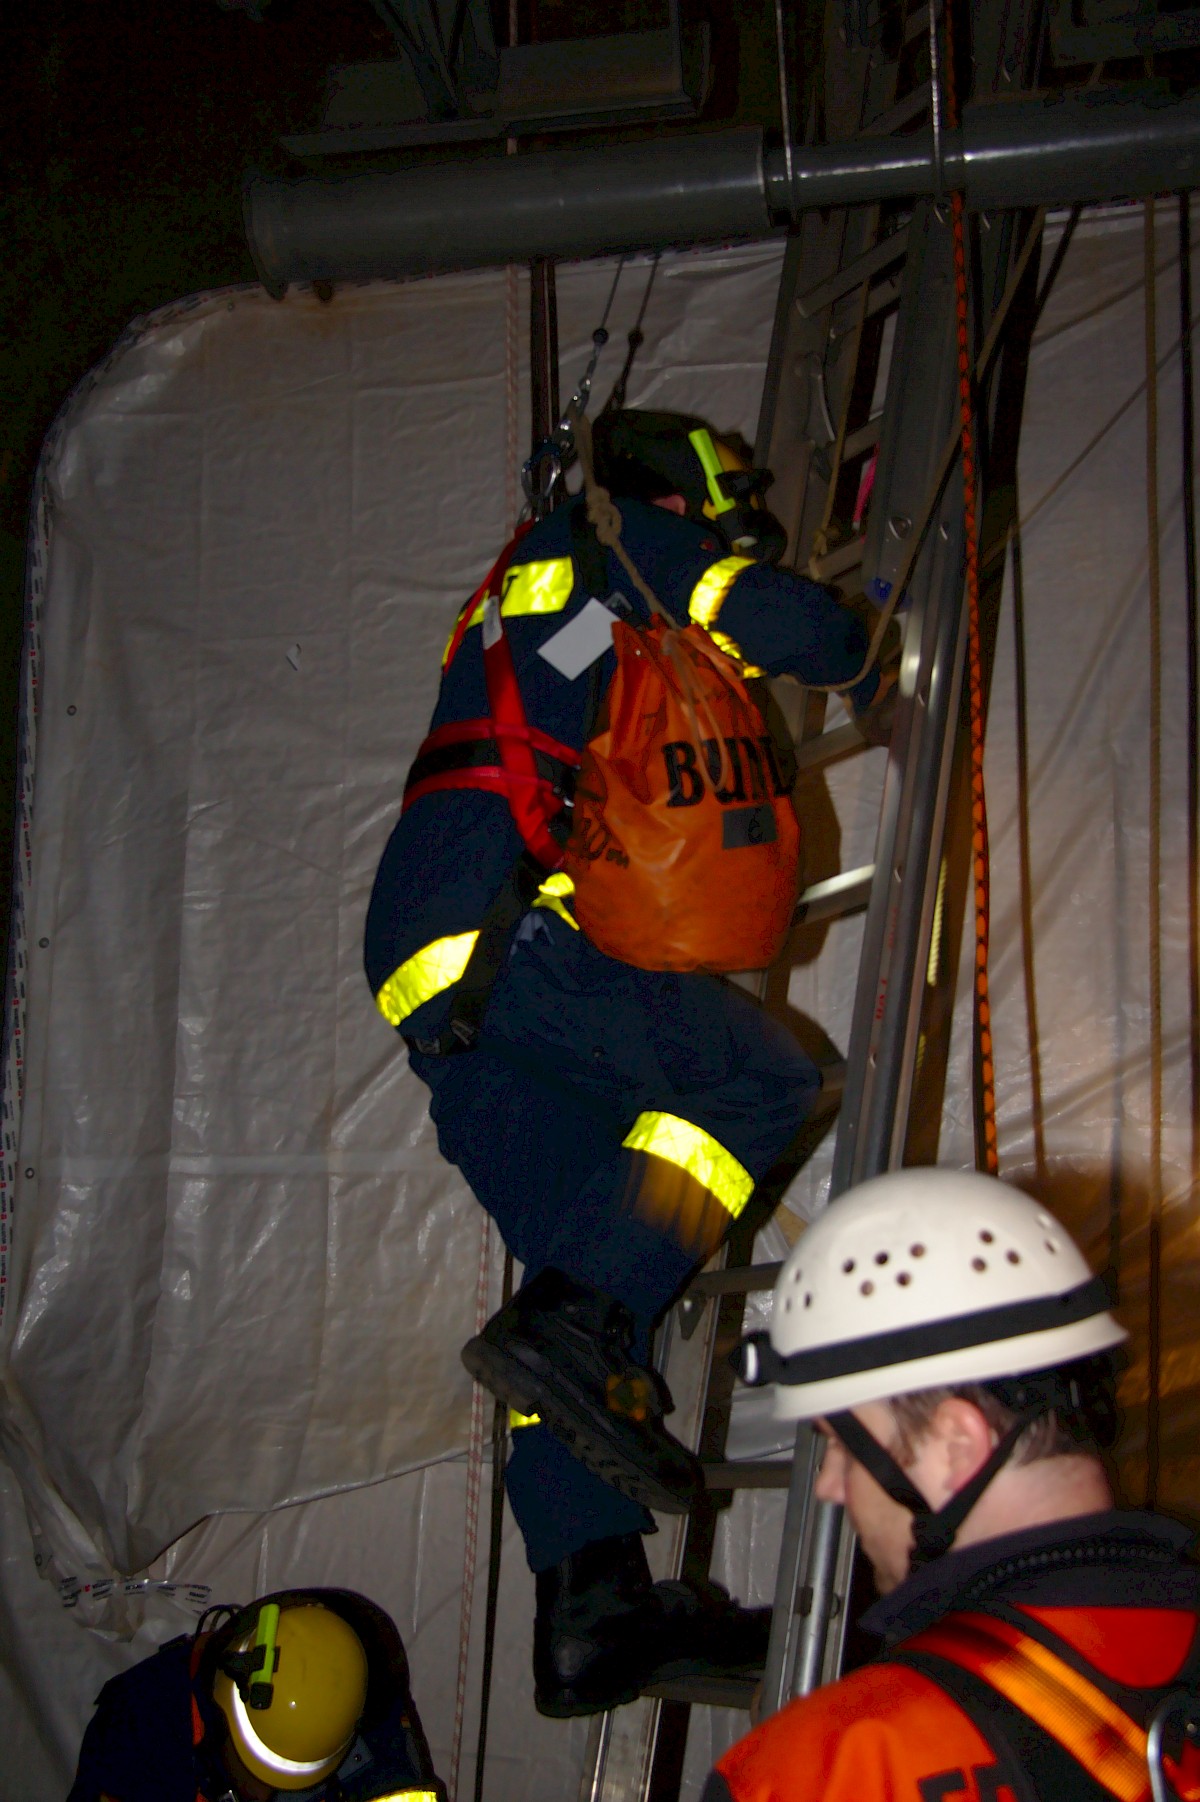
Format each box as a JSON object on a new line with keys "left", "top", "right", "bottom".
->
{"left": 825, "top": 1407, "right": 1043, "bottom": 1568}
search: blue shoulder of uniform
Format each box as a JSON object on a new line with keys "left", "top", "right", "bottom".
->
{"left": 597, "top": 499, "right": 728, "bottom": 622}
{"left": 505, "top": 508, "right": 575, "bottom": 565}
{"left": 68, "top": 1638, "right": 198, "bottom": 1802}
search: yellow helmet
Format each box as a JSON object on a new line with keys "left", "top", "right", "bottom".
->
{"left": 212, "top": 1600, "right": 369, "bottom": 1791}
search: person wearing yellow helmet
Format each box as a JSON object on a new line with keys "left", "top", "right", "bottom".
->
{"left": 68, "top": 1588, "right": 445, "bottom": 1802}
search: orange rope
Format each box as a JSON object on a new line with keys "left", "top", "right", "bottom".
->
{"left": 942, "top": 2, "right": 999, "bottom": 1175}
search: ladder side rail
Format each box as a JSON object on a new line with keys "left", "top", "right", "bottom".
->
{"left": 852, "top": 504, "right": 970, "bottom": 1180}
{"left": 830, "top": 201, "right": 967, "bottom": 1193}
{"left": 760, "top": 1424, "right": 822, "bottom": 1715}
{"left": 783, "top": 150, "right": 1042, "bottom": 1719}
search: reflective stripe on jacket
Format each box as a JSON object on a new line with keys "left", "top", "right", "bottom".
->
{"left": 706, "top": 1605, "right": 1200, "bottom": 1802}
{"left": 364, "top": 497, "right": 869, "bottom": 1009}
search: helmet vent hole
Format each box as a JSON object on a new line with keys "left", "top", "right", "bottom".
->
{"left": 911, "top": 1244, "right": 926, "bottom": 1258}
{"left": 1036, "top": 1211, "right": 1054, "bottom": 1230}
{"left": 875, "top": 1250, "right": 890, "bottom": 1266}
{"left": 1007, "top": 1250, "right": 1021, "bottom": 1264}
{"left": 792, "top": 1268, "right": 804, "bottom": 1285}
{"left": 860, "top": 1280, "right": 875, "bottom": 1297}
{"left": 979, "top": 1229, "right": 994, "bottom": 1244}
{"left": 972, "top": 1257, "right": 987, "bottom": 1272}
{"left": 1044, "top": 1239, "right": 1059, "bottom": 1254}
{"left": 842, "top": 1258, "right": 856, "bottom": 1274}
{"left": 783, "top": 1297, "right": 793, "bottom": 1313}
{"left": 804, "top": 1293, "right": 812, "bottom": 1308}
{"left": 896, "top": 1271, "right": 912, "bottom": 1287}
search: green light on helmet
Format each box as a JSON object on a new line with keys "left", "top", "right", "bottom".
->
{"left": 687, "top": 428, "right": 738, "bottom": 517}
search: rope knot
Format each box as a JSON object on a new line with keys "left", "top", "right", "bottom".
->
{"left": 585, "top": 484, "right": 623, "bottom": 548}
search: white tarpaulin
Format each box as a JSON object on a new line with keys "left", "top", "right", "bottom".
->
{"left": 0, "top": 241, "right": 792, "bottom": 1799}
{"left": 1, "top": 209, "right": 1197, "bottom": 1801}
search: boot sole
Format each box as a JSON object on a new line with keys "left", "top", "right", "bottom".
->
{"left": 462, "top": 1334, "right": 699, "bottom": 1516}
{"left": 534, "top": 1678, "right": 644, "bottom": 1719}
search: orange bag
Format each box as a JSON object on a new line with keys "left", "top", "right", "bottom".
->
{"left": 563, "top": 616, "right": 800, "bottom": 972}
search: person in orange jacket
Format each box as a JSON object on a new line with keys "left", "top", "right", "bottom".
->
{"left": 708, "top": 1169, "right": 1200, "bottom": 1802}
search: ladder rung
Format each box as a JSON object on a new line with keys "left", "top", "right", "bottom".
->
{"left": 686, "top": 1263, "right": 782, "bottom": 1297}
{"left": 861, "top": 80, "right": 932, "bottom": 138}
{"left": 642, "top": 1675, "right": 759, "bottom": 1710}
{"left": 831, "top": 273, "right": 903, "bottom": 340}
{"left": 794, "top": 719, "right": 865, "bottom": 772}
{"left": 794, "top": 865, "right": 874, "bottom": 927}
{"left": 703, "top": 1461, "right": 793, "bottom": 1490}
{"left": 796, "top": 228, "right": 909, "bottom": 319}
{"left": 808, "top": 537, "right": 864, "bottom": 583}
{"left": 905, "top": 1, "right": 940, "bottom": 43}
{"left": 820, "top": 1058, "right": 848, "bottom": 1103}
{"left": 843, "top": 417, "right": 881, "bottom": 461}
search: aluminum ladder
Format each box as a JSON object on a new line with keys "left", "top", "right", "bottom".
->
{"left": 579, "top": 0, "right": 1047, "bottom": 1792}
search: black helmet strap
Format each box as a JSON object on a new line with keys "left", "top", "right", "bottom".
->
{"left": 825, "top": 1405, "right": 1043, "bottom": 1568}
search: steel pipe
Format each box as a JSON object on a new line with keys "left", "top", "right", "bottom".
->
{"left": 244, "top": 128, "right": 769, "bottom": 295}
{"left": 769, "top": 89, "right": 1200, "bottom": 215}
{"left": 245, "top": 89, "right": 1200, "bottom": 291}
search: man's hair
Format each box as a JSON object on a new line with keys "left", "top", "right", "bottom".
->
{"left": 888, "top": 1352, "right": 1120, "bottom": 1468}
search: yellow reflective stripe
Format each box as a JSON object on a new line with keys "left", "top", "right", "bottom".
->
{"left": 375, "top": 931, "right": 478, "bottom": 1027}
{"left": 532, "top": 870, "right": 578, "bottom": 931}
{"left": 371, "top": 1792, "right": 441, "bottom": 1801}
{"left": 709, "top": 628, "right": 765, "bottom": 679}
{"left": 500, "top": 558, "right": 575, "bottom": 617}
{"left": 621, "top": 1112, "right": 755, "bottom": 1220}
{"left": 688, "top": 556, "right": 755, "bottom": 631}
{"left": 442, "top": 558, "right": 576, "bottom": 664}
{"left": 509, "top": 1407, "right": 541, "bottom": 1429}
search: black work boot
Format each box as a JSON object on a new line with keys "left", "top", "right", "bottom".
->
{"left": 461, "top": 1268, "right": 703, "bottom": 1514}
{"left": 533, "top": 1532, "right": 772, "bottom": 1718}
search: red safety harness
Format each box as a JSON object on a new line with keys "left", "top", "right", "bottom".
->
{"left": 189, "top": 1631, "right": 212, "bottom": 1802}
{"left": 897, "top": 1610, "right": 1200, "bottom": 1802}
{"left": 403, "top": 528, "right": 580, "bottom": 873}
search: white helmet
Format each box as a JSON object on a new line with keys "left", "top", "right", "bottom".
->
{"left": 740, "top": 1168, "right": 1126, "bottom": 1421}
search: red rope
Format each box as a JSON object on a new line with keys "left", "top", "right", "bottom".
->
{"left": 943, "top": 4, "right": 999, "bottom": 1175}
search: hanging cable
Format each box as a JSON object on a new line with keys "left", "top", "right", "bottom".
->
{"left": 1145, "top": 198, "right": 1164, "bottom": 1509}
{"left": 1010, "top": 515, "right": 1047, "bottom": 1190}
{"left": 774, "top": 0, "right": 796, "bottom": 218}
{"left": 449, "top": 1217, "right": 494, "bottom": 1802}
{"left": 1179, "top": 193, "right": 1200, "bottom": 1252}
{"left": 472, "top": 1252, "right": 514, "bottom": 1802}
{"left": 603, "top": 253, "right": 660, "bottom": 415}
{"left": 941, "top": 0, "right": 999, "bottom": 1176}
{"left": 521, "top": 260, "right": 624, "bottom": 513}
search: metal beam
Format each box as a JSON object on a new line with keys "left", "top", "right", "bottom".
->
{"left": 245, "top": 89, "right": 1200, "bottom": 292}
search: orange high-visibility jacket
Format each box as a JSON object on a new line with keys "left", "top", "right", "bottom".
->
{"left": 707, "top": 1525, "right": 1200, "bottom": 1802}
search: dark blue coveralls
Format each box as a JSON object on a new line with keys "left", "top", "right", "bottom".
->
{"left": 68, "top": 1630, "right": 441, "bottom": 1802}
{"left": 364, "top": 497, "right": 877, "bottom": 1572}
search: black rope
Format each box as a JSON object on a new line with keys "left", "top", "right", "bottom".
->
{"left": 1180, "top": 193, "right": 1200, "bottom": 1227}
{"left": 472, "top": 1252, "right": 514, "bottom": 1802}
{"left": 1029, "top": 206, "right": 1081, "bottom": 338}
{"left": 603, "top": 253, "right": 661, "bottom": 416}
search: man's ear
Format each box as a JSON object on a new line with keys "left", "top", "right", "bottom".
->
{"left": 652, "top": 493, "right": 688, "bottom": 516}
{"left": 930, "top": 1397, "right": 997, "bottom": 1497}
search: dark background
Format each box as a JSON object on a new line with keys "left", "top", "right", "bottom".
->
{"left": 0, "top": 0, "right": 787, "bottom": 969}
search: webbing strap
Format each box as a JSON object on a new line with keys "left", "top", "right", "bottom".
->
{"left": 402, "top": 719, "right": 580, "bottom": 819}
{"left": 190, "top": 1633, "right": 206, "bottom": 1749}
{"left": 906, "top": 1612, "right": 1192, "bottom": 1802}
{"left": 442, "top": 524, "right": 533, "bottom": 671}
{"left": 480, "top": 597, "right": 566, "bottom": 869}
{"left": 403, "top": 853, "right": 546, "bottom": 1055}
